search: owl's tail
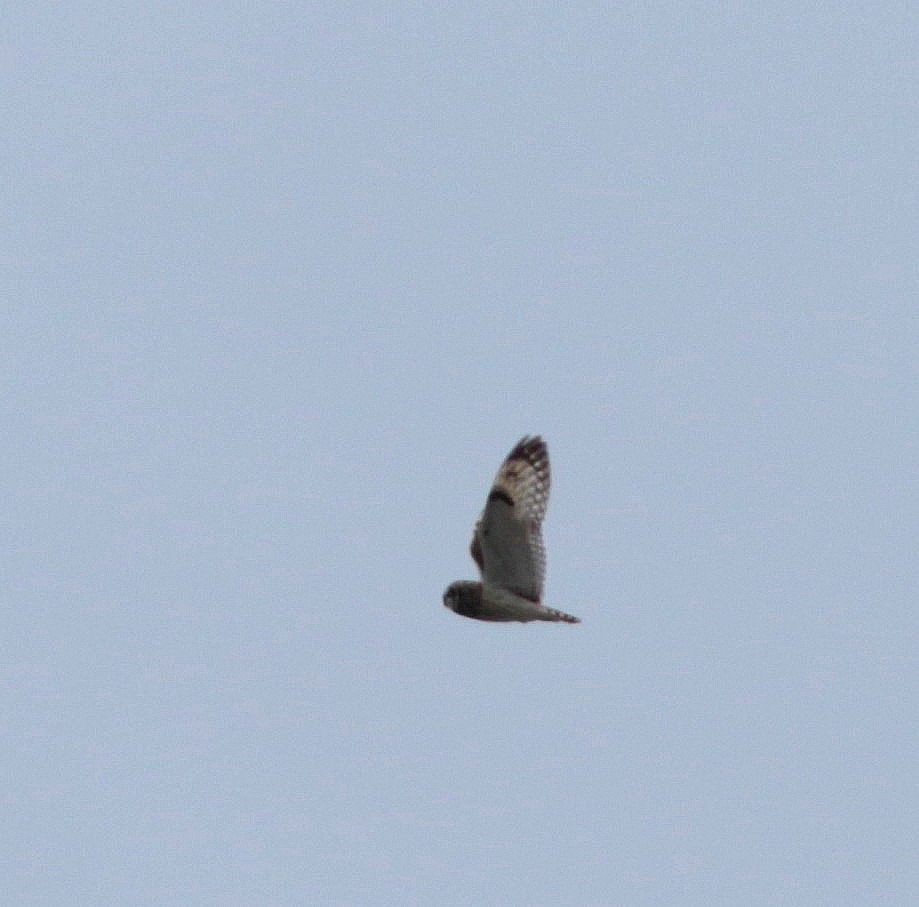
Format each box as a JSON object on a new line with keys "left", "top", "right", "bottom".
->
{"left": 540, "top": 605, "right": 581, "bottom": 624}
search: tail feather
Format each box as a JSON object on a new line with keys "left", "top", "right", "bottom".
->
{"left": 542, "top": 605, "right": 580, "bottom": 624}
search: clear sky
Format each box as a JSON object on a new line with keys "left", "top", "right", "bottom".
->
{"left": 5, "top": 4, "right": 918, "bottom": 905}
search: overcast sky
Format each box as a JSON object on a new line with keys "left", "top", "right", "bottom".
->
{"left": 5, "top": 4, "right": 918, "bottom": 905}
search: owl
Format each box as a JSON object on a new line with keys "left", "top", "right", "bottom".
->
{"left": 443, "top": 435, "right": 580, "bottom": 624}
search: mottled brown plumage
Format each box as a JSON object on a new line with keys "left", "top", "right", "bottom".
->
{"left": 443, "top": 436, "right": 580, "bottom": 624}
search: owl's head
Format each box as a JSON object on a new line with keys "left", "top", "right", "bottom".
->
{"left": 442, "top": 580, "right": 480, "bottom": 616}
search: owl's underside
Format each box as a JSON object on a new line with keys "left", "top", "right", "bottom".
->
{"left": 442, "top": 436, "right": 580, "bottom": 625}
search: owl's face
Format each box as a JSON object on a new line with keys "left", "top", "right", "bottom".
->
{"left": 443, "top": 580, "right": 479, "bottom": 616}
{"left": 442, "top": 582, "right": 462, "bottom": 612}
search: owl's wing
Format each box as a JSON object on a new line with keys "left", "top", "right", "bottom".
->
{"left": 470, "top": 436, "right": 550, "bottom": 602}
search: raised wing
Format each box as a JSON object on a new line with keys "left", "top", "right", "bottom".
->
{"left": 470, "top": 436, "right": 550, "bottom": 602}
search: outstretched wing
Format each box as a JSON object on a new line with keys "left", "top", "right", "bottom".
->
{"left": 470, "top": 435, "right": 550, "bottom": 602}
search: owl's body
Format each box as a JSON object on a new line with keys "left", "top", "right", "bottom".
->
{"left": 442, "top": 436, "right": 580, "bottom": 625}
{"left": 445, "top": 579, "right": 580, "bottom": 623}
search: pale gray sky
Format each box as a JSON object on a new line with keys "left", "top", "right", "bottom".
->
{"left": 5, "top": 4, "right": 918, "bottom": 905}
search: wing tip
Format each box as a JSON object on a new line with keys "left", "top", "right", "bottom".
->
{"left": 508, "top": 434, "right": 546, "bottom": 460}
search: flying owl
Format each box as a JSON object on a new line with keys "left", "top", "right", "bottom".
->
{"left": 443, "top": 435, "right": 580, "bottom": 624}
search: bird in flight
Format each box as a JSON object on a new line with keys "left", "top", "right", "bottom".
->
{"left": 443, "top": 435, "right": 580, "bottom": 624}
